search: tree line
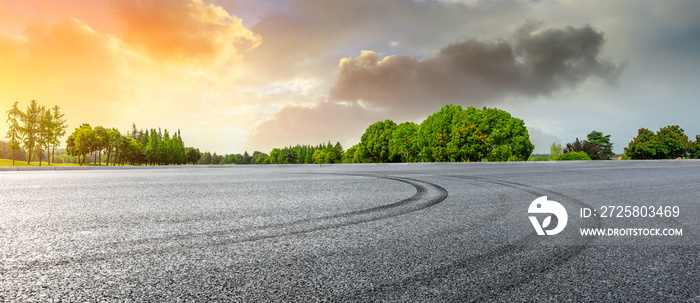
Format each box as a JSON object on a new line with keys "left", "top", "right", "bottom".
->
{"left": 5, "top": 100, "right": 67, "bottom": 166}
{"left": 192, "top": 142, "right": 344, "bottom": 165}
{"left": 344, "top": 105, "right": 534, "bottom": 163}
{"left": 66, "top": 123, "right": 198, "bottom": 166}
{"left": 625, "top": 125, "right": 699, "bottom": 159}
{"left": 7, "top": 101, "right": 699, "bottom": 166}
{"left": 541, "top": 130, "right": 615, "bottom": 161}
{"left": 533, "top": 126, "right": 700, "bottom": 161}
{"left": 257, "top": 104, "right": 535, "bottom": 164}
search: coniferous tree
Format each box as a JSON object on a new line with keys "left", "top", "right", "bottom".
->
{"left": 5, "top": 102, "right": 24, "bottom": 165}
{"left": 21, "top": 100, "right": 41, "bottom": 164}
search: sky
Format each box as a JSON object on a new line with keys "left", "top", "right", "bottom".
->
{"left": 1, "top": 0, "right": 699, "bottom": 155}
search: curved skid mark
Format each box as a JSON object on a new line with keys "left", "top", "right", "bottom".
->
{"left": 342, "top": 173, "right": 601, "bottom": 302}
{"left": 9, "top": 174, "right": 448, "bottom": 270}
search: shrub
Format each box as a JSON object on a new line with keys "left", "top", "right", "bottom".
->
{"left": 558, "top": 151, "right": 592, "bottom": 161}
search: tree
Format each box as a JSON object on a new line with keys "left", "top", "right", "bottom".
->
{"left": 67, "top": 124, "right": 97, "bottom": 166}
{"left": 277, "top": 148, "right": 297, "bottom": 164}
{"left": 689, "top": 135, "right": 700, "bottom": 159}
{"left": 37, "top": 107, "right": 53, "bottom": 166}
{"left": 243, "top": 151, "right": 252, "bottom": 164}
{"left": 549, "top": 143, "right": 563, "bottom": 161}
{"left": 327, "top": 142, "right": 343, "bottom": 163}
{"left": 51, "top": 105, "right": 67, "bottom": 165}
{"left": 447, "top": 118, "right": 488, "bottom": 162}
{"left": 93, "top": 126, "right": 108, "bottom": 165}
{"left": 625, "top": 126, "right": 691, "bottom": 160}
{"left": 390, "top": 122, "right": 419, "bottom": 162}
{"left": 468, "top": 107, "right": 534, "bottom": 162}
{"left": 358, "top": 120, "right": 397, "bottom": 163}
{"left": 656, "top": 125, "right": 690, "bottom": 159}
{"left": 105, "top": 128, "right": 122, "bottom": 166}
{"left": 311, "top": 149, "right": 327, "bottom": 164}
{"left": 625, "top": 128, "right": 658, "bottom": 159}
{"left": 416, "top": 105, "right": 533, "bottom": 162}
{"left": 342, "top": 145, "right": 358, "bottom": 163}
{"left": 199, "top": 151, "right": 212, "bottom": 164}
{"left": 417, "top": 104, "right": 462, "bottom": 162}
{"left": 21, "top": 100, "right": 41, "bottom": 164}
{"left": 186, "top": 147, "right": 201, "bottom": 164}
{"left": 5, "top": 101, "right": 24, "bottom": 165}
{"left": 584, "top": 131, "right": 613, "bottom": 160}
{"left": 564, "top": 138, "right": 606, "bottom": 160}
{"left": 252, "top": 151, "right": 269, "bottom": 164}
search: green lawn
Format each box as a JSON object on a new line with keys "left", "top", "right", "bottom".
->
{"left": 0, "top": 159, "right": 89, "bottom": 167}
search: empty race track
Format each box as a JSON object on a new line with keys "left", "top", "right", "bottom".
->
{"left": 1, "top": 161, "right": 699, "bottom": 301}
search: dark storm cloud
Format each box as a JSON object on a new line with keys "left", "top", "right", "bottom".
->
{"left": 329, "top": 24, "right": 623, "bottom": 113}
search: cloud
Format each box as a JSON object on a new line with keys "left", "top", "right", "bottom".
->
{"left": 111, "top": 0, "right": 261, "bottom": 64}
{"left": 245, "top": 23, "right": 624, "bottom": 152}
{"left": 329, "top": 24, "right": 623, "bottom": 115}
{"left": 0, "top": 0, "right": 263, "bottom": 154}
{"left": 0, "top": 18, "right": 125, "bottom": 117}
{"left": 244, "top": 102, "right": 384, "bottom": 152}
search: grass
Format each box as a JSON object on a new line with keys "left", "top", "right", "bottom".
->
{"left": 0, "top": 159, "right": 102, "bottom": 167}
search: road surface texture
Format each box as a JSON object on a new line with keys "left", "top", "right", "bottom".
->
{"left": 1, "top": 161, "right": 699, "bottom": 302}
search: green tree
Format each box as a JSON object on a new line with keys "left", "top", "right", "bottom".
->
{"left": 37, "top": 107, "right": 53, "bottom": 166}
{"left": 624, "top": 126, "right": 690, "bottom": 160}
{"left": 624, "top": 128, "right": 658, "bottom": 159}
{"left": 326, "top": 142, "right": 343, "bottom": 163}
{"left": 447, "top": 118, "right": 488, "bottom": 162}
{"left": 416, "top": 105, "right": 533, "bottom": 162}
{"left": 549, "top": 143, "right": 563, "bottom": 160}
{"left": 5, "top": 101, "right": 24, "bottom": 165}
{"left": 93, "top": 126, "right": 108, "bottom": 165}
{"left": 50, "top": 105, "right": 67, "bottom": 165}
{"left": 656, "top": 125, "right": 690, "bottom": 159}
{"left": 358, "top": 120, "right": 397, "bottom": 163}
{"left": 252, "top": 151, "right": 269, "bottom": 164}
{"left": 342, "top": 145, "right": 358, "bottom": 163}
{"left": 199, "top": 151, "right": 212, "bottom": 164}
{"left": 688, "top": 135, "right": 700, "bottom": 159}
{"left": 243, "top": 151, "right": 252, "bottom": 164}
{"left": 105, "top": 128, "right": 121, "bottom": 166}
{"left": 186, "top": 147, "right": 201, "bottom": 164}
{"left": 584, "top": 131, "right": 613, "bottom": 160}
{"left": 390, "top": 122, "right": 419, "bottom": 162}
{"left": 277, "top": 148, "right": 297, "bottom": 164}
{"left": 311, "top": 149, "right": 327, "bottom": 164}
{"left": 67, "top": 124, "right": 97, "bottom": 166}
{"left": 417, "top": 104, "right": 462, "bottom": 162}
{"left": 269, "top": 148, "right": 280, "bottom": 164}
{"left": 473, "top": 107, "right": 534, "bottom": 162}
{"left": 21, "top": 100, "right": 42, "bottom": 164}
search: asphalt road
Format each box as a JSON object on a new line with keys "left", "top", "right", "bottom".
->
{"left": 1, "top": 161, "right": 699, "bottom": 302}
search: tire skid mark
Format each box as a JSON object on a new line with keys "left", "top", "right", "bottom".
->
{"left": 5, "top": 174, "right": 448, "bottom": 270}
{"left": 342, "top": 174, "right": 601, "bottom": 302}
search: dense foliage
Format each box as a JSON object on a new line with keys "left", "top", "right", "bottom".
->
{"left": 66, "top": 124, "right": 191, "bottom": 166}
{"left": 4, "top": 100, "right": 67, "bottom": 165}
{"left": 348, "top": 105, "right": 534, "bottom": 163}
{"left": 562, "top": 131, "right": 613, "bottom": 160}
{"left": 625, "top": 125, "right": 696, "bottom": 159}
{"left": 8, "top": 100, "right": 700, "bottom": 166}
{"left": 558, "top": 151, "right": 592, "bottom": 161}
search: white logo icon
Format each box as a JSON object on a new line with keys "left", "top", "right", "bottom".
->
{"left": 528, "top": 196, "right": 568, "bottom": 236}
